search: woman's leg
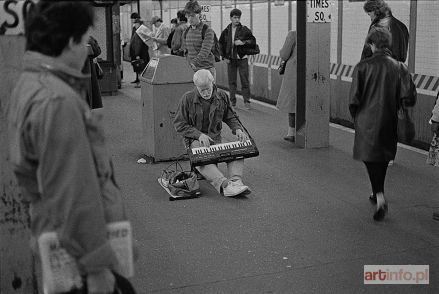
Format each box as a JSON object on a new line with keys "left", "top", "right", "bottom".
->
{"left": 364, "top": 161, "right": 388, "bottom": 195}
{"left": 364, "top": 161, "right": 389, "bottom": 220}
{"left": 287, "top": 113, "right": 296, "bottom": 136}
{"left": 191, "top": 141, "right": 227, "bottom": 193}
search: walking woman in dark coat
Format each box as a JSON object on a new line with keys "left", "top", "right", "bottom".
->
{"left": 349, "top": 27, "right": 416, "bottom": 221}
{"left": 84, "top": 36, "right": 103, "bottom": 109}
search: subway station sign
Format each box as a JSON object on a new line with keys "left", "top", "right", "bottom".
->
{"left": 0, "top": 0, "right": 37, "bottom": 35}
{"left": 199, "top": 4, "right": 211, "bottom": 22}
{"left": 307, "top": 0, "right": 332, "bottom": 23}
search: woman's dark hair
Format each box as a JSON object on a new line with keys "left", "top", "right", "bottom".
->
{"left": 177, "top": 9, "right": 187, "bottom": 22}
{"left": 366, "top": 27, "right": 391, "bottom": 50}
{"left": 184, "top": 0, "right": 202, "bottom": 14}
{"left": 25, "top": 1, "right": 95, "bottom": 57}
{"left": 363, "top": 0, "right": 391, "bottom": 19}
{"left": 171, "top": 18, "right": 178, "bottom": 25}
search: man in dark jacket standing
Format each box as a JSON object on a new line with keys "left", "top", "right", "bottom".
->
{"left": 219, "top": 9, "right": 256, "bottom": 109}
{"left": 129, "top": 13, "right": 150, "bottom": 87}
{"left": 361, "top": 0, "right": 409, "bottom": 63}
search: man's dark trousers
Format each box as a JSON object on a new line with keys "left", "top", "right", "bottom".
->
{"left": 227, "top": 58, "right": 250, "bottom": 105}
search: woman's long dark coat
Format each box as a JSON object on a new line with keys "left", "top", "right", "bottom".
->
{"left": 349, "top": 50, "right": 416, "bottom": 162}
{"left": 84, "top": 36, "right": 103, "bottom": 109}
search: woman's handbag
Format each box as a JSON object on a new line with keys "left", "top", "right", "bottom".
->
{"left": 238, "top": 43, "right": 260, "bottom": 56}
{"left": 95, "top": 61, "right": 104, "bottom": 80}
{"left": 278, "top": 60, "right": 287, "bottom": 75}
{"left": 397, "top": 105, "right": 416, "bottom": 144}
{"left": 131, "top": 59, "right": 146, "bottom": 73}
{"left": 158, "top": 161, "right": 200, "bottom": 201}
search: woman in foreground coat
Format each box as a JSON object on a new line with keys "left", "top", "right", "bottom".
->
{"left": 349, "top": 27, "right": 416, "bottom": 221}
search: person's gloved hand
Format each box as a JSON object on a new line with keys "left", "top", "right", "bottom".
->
{"left": 198, "top": 133, "right": 213, "bottom": 147}
{"left": 87, "top": 268, "right": 115, "bottom": 294}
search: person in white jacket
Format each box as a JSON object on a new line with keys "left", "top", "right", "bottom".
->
{"left": 150, "top": 16, "right": 171, "bottom": 56}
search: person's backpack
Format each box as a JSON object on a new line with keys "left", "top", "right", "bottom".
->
{"left": 184, "top": 23, "right": 221, "bottom": 62}
{"left": 167, "top": 30, "right": 175, "bottom": 49}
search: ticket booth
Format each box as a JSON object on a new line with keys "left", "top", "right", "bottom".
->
{"left": 140, "top": 55, "right": 195, "bottom": 162}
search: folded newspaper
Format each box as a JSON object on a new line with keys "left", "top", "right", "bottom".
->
{"left": 136, "top": 24, "right": 155, "bottom": 49}
{"left": 38, "top": 221, "right": 134, "bottom": 294}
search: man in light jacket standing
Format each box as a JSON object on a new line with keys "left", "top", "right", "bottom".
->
{"left": 151, "top": 16, "right": 170, "bottom": 56}
{"left": 7, "top": 2, "right": 133, "bottom": 293}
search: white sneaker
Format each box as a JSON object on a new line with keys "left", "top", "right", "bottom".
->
{"left": 223, "top": 181, "right": 248, "bottom": 197}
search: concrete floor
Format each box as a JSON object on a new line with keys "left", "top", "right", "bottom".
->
{"left": 100, "top": 65, "right": 439, "bottom": 294}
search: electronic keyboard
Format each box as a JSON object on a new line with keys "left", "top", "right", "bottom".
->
{"left": 188, "top": 139, "right": 259, "bottom": 166}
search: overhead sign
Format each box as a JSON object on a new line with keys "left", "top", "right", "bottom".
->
{"left": 199, "top": 4, "right": 211, "bottom": 22}
{"left": 0, "top": 0, "right": 37, "bottom": 35}
{"left": 307, "top": 0, "right": 331, "bottom": 23}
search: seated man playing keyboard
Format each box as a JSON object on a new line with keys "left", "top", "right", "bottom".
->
{"left": 174, "top": 69, "right": 250, "bottom": 196}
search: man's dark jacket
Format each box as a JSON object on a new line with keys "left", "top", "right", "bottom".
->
{"left": 174, "top": 85, "right": 242, "bottom": 145}
{"left": 361, "top": 13, "right": 409, "bottom": 62}
{"left": 129, "top": 24, "right": 150, "bottom": 72}
{"left": 219, "top": 23, "right": 256, "bottom": 59}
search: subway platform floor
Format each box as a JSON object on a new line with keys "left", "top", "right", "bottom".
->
{"left": 101, "top": 66, "right": 439, "bottom": 294}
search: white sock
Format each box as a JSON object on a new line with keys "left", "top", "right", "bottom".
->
{"left": 287, "top": 127, "right": 295, "bottom": 137}
{"left": 376, "top": 192, "right": 385, "bottom": 207}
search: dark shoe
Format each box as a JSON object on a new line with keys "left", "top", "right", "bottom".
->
{"left": 433, "top": 212, "right": 439, "bottom": 221}
{"left": 369, "top": 193, "right": 377, "bottom": 204}
{"left": 131, "top": 79, "right": 139, "bottom": 84}
{"left": 284, "top": 136, "right": 295, "bottom": 143}
{"left": 373, "top": 202, "right": 388, "bottom": 221}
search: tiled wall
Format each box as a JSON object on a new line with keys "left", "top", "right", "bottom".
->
{"left": 415, "top": 0, "right": 439, "bottom": 77}
{"left": 330, "top": 1, "right": 338, "bottom": 64}
{"left": 252, "top": 2, "right": 270, "bottom": 54}
{"left": 270, "top": 2, "right": 290, "bottom": 56}
{"left": 90, "top": 7, "right": 107, "bottom": 60}
{"left": 152, "top": 0, "right": 438, "bottom": 80}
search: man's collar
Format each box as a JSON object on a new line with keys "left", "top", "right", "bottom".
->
{"left": 230, "top": 22, "right": 241, "bottom": 29}
{"left": 23, "top": 51, "right": 89, "bottom": 90}
{"left": 191, "top": 21, "right": 204, "bottom": 29}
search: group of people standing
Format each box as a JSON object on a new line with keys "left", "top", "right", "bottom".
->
{"left": 127, "top": 0, "right": 438, "bottom": 222}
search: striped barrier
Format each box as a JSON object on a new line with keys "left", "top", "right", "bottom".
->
{"left": 329, "top": 62, "right": 439, "bottom": 97}
{"left": 249, "top": 54, "right": 282, "bottom": 67}
{"left": 248, "top": 56, "right": 439, "bottom": 97}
